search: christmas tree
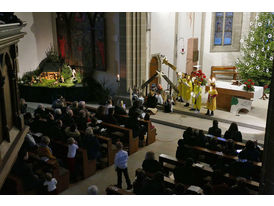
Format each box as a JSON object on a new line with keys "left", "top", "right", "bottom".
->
{"left": 235, "top": 12, "right": 274, "bottom": 86}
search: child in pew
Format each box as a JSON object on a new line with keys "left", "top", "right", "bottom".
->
{"left": 67, "top": 137, "right": 79, "bottom": 179}
{"left": 37, "top": 136, "right": 56, "bottom": 161}
{"left": 43, "top": 172, "right": 57, "bottom": 195}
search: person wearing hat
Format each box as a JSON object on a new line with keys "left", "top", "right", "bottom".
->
{"left": 183, "top": 75, "right": 192, "bottom": 107}
{"left": 176, "top": 72, "right": 184, "bottom": 102}
{"left": 206, "top": 83, "right": 218, "bottom": 116}
{"left": 193, "top": 81, "right": 203, "bottom": 112}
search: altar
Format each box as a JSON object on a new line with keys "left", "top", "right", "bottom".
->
{"left": 206, "top": 81, "right": 264, "bottom": 112}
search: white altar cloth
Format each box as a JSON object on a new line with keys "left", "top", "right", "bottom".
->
{"left": 215, "top": 80, "right": 264, "bottom": 100}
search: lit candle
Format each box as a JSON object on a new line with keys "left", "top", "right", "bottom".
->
{"left": 117, "top": 74, "right": 120, "bottom": 82}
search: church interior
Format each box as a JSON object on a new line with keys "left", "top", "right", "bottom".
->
{"left": 0, "top": 7, "right": 274, "bottom": 198}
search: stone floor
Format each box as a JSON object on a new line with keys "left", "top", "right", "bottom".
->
{"left": 151, "top": 109, "right": 265, "bottom": 144}
{"left": 172, "top": 97, "right": 268, "bottom": 129}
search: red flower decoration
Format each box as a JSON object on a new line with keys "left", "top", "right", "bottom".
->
{"left": 248, "top": 79, "right": 251, "bottom": 82}
{"left": 252, "top": 82, "right": 255, "bottom": 85}
{"left": 203, "top": 75, "right": 206, "bottom": 78}
{"left": 244, "top": 82, "right": 247, "bottom": 84}
{"left": 248, "top": 85, "right": 251, "bottom": 88}
{"left": 201, "top": 78, "right": 204, "bottom": 81}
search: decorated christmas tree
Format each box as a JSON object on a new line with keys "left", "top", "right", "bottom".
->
{"left": 235, "top": 12, "right": 274, "bottom": 87}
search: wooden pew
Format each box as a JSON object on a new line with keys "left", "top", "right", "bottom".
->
{"left": 205, "top": 134, "right": 263, "bottom": 160}
{"left": 206, "top": 134, "right": 263, "bottom": 152}
{"left": 117, "top": 114, "right": 156, "bottom": 146}
{"left": 159, "top": 154, "right": 260, "bottom": 192}
{"left": 82, "top": 104, "right": 156, "bottom": 146}
{"left": 28, "top": 152, "right": 70, "bottom": 194}
{"left": 205, "top": 134, "right": 245, "bottom": 148}
{"left": 184, "top": 144, "right": 262, "bottom": 168}
{"left": 0, "top": 174, "right": 25, "bottom": 195}
{"left": 187, "top": 144, "right": 262, "bottom": 182}
{"left": 100, "top": 122, "right": 139, "bottom": 155}
{"left": 105, "top": 185, "right": 134, "bottom": 195}
{"left": 211, "top": 66, "right": 238, "bottom": 80}
{"left": 97, "top": 135, "right": 117, "bottom": 166}
{"left": 50, "top": 139, "right": 96, "bottom": 179}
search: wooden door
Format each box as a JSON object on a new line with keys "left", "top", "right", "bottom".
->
{"left": 149, "top": 56, "right": 159, "bottom": 86}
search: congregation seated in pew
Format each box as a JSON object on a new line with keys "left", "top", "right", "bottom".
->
{"left": 7, "top": 94, "right": 263, "bottom": 195}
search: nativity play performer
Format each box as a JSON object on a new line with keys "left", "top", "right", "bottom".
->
{"left": 193, "top": 80, "right": 202, "bottom": 113}
{"left": 183, "top": 74, "right": 192, "bottom": 107}
{"left": 206, "top": 83, "right": 218, "bottom": 116}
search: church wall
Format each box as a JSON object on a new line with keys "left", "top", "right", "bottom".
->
{"left": 150, "top": 12, "right": 176, "bottom": 90}
{"left": 149, "top": 12, "right": 202, "bottom": 90}
{"left": 15, "top": 12, "right": 55, "bottom": 77}
{"left": 148, "top": 12, "right": 253, "bottom": 90}
{"left": 176, "top": 12, "right": 202, "bottom": 75}
{"left": 93, "top": 13, "right": 120, "bottom": 95}
{"left": 15, "top": 12, "right": 120, "bottom": 95}
{"left": 201, "top": 12, "right": 252, "bottom": 78}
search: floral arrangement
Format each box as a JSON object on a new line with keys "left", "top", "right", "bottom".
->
{"left": 243, "top": 79, "right": 255, "bottom": 92}
{"left": 193, "top": 69, "right": 207, "bottom": 86}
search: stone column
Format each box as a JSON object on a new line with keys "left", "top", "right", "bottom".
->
{"left": 260, "top": 60, "right": 274, "bottom": 194}
{"left": 125, "top": 12, "right": 147, "bottom": 91}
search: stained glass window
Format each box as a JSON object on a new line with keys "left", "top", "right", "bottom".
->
{"left": 70, "top": 12, "right": 92, "bottom": 67}
{"left": 214, "top": 12, "right": 234, "bottom": 46}
{"left": 214, "top": 12, "right": 224, "bottom": 45}
{"left": 56, "top": 12, "right": 106, "bottom": 71}
{"left": 94, "top": 13, "right": 106, "bottom": 71}
{"left": 224, "top": 12, "right": 233, "bottom": 45}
